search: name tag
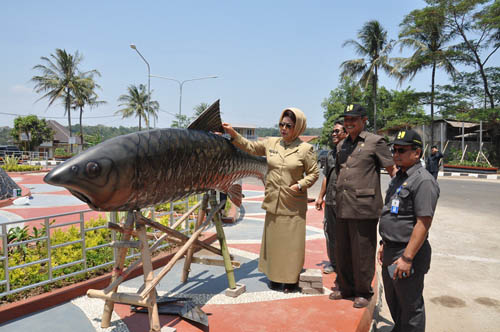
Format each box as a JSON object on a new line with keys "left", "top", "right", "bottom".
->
{"left": 390, "top": 199, "right": 400, "bottom": 214}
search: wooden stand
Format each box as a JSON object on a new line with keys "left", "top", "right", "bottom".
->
{"left": 88, "top": 192, "right": 235, "bottom": 331}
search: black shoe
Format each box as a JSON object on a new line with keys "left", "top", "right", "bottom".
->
{"left": 268, "top": 281, "right": 283, "bottom": 291}
{"left": 283, "top": 283, "right": 299, "bottom": 294}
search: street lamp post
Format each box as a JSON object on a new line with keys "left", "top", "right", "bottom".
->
{"left": 130, "top": 44, "right": 151, "bottom": 129}
{"left": 150, "top": 75, "right": 218, "bottom": 115}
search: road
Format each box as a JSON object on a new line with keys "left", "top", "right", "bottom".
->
{"left": 245, "top": 172, "right": 500, "bottom": 331}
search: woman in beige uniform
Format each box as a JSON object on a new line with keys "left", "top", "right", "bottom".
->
{"left": 222, "top": 108, "right": 319, "bottom": 292}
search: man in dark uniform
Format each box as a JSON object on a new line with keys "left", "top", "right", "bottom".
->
{"left": 315, "top": 121, "right": 347, "bottom": 274}
{"left": 425, "top": 145, "right": 443, "bottom": 179}
{"left": 329, "top": 104, "right": 396, "bottom": 308}
{"left": 378, "top": 129, "right": 440, "bottom": 331}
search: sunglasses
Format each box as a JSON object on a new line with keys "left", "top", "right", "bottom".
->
{"left": 332, "top": 129, "right": 343, "bottom": 135}
{"left": 279, "top": 122, "right": 294, "bottom": 129}
{"left": 391, "top": 147, "right": 414, "bottom": 154}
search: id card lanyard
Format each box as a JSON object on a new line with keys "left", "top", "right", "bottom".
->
{"left": 390, "top": 186, "right": 403, "bottom": 214}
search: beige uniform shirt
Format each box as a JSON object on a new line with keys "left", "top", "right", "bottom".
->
{"left": 233, "top": 134, "right": 319, "bottom": 216}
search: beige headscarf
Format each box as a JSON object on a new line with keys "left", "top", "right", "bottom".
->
{"left": 279, "top": 107, "right": 307, "bottom": 141}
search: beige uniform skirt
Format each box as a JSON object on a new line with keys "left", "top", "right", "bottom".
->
{"left": 258, "top": 212, "right": 306, "bottom": 283}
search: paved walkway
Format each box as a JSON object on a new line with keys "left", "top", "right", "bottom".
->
{"left": 0, "top": 173, "right": 376, "bottom": 332}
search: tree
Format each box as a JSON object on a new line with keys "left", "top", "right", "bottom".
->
{"left": 434, "top": 66, "right": 500, "bottom": 119}
{"left": 192, "top": 102, "right": 210, "bottom": 118}
{"left": 340, "top": 20, "right": 400, "bottom": 132}
{"left": 170, "top": 114, "right": 191, "bottom": 128}
{"left": 427, "top": 0, "right": 500, "bottom": 108}
{"left": 380, "top": 88, "right": 429, "bottom": 130}
{"left": 398, "top": 5, "right": 459, "bottom": 145}
{"left": 10, "top": 115, "right": 53, "bottom": 151}
{"left": 32, "top": 49, "right": 86, "bottom": 152}
{"left": 116, "top": 84, "right": 159, "bottom": 130}
{"left": 320, "top": 77, "right": 364, "bottom": 146}
{"left": 72, "top": 71, "right": 105, "bottom": 146}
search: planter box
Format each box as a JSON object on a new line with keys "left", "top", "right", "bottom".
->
{"left": 54, "top": 155, "right": 72, "bottom": 161}
{"left": 443, "top": 164, "right": 498, "bottom": 175}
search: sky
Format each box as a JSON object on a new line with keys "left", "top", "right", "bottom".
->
{"left": 2, "top": 0, "right": 498, "bottom": 130}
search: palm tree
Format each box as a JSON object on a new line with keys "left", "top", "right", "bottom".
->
{"left": 340, "top": 20, "right": 400, "bottom": 132}
{"left": 116, "top": 84, "right": 159, "bottom": 130}
{"left": 72, "top": 71, "right": 106, "bottom": 146}
{"left": 193, "top": 102, "right": 210, "bottom": 118}
{"left": 32, "top": 49, "right": 85, "bottom": 152}
{"left": 398, "top": 6, "right": 458, "bottom": 145}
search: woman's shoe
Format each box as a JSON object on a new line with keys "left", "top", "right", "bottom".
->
{"left": 283, "top": 283, "right": 299, "bottom": 294}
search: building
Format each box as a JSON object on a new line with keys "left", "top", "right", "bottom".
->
{"left": 231, "top": 124, "right": 257, "bottom": 140}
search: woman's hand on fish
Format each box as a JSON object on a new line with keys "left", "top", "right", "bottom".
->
{"left": 290, "top": 184, "right": 300, "bottom": 192}
{"left": 222, "top": 123, "right": 237, "bottom": 139}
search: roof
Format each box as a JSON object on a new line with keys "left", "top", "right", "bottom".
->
{"left": 232, "top": 124, "right": 256, "bottom": 129}
{"left": 440, "top": 119, "right": 479, "bottom": 128}
{"left": 299, "top": 135, "right": 318, "bottom": 143}
{"left": 47, "top": 120, "right": 70, "bottom": 143}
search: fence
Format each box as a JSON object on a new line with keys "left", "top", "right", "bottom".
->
{"left": 0, "top": 197, "right": 198, "bottom": 298}
{"left": 0, "top": 151, "right": 48, "bottom": 163}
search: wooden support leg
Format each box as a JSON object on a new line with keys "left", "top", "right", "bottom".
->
{"left": 101, "top": 212, "right": 134, "bottom": 328}
{"left": 182, "top": 194, "right": 209, "bottom": 283}
{"left": 209, "top": 191, "right": 236, "bottom": 289}
{"left": 136, "top": 220, "right": 161, "bottom": 332}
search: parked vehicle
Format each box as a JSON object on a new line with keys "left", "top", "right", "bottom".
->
{"left": 0, "top": 145, "right": 21, "bottom": 157}
{"left": 317, "top": 149, "right": 328, "bottom": 168}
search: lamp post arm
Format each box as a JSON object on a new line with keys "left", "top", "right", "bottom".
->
{"left": 131, "top": 46, "right": 151, "bottom": 129}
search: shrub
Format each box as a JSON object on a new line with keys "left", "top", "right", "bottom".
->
{"left": 1, "top": 164, "right": 43, "bottom": 172}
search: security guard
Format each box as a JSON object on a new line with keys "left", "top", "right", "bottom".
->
{"left": 378, "top": 129, "right": 440, "bottom": 332}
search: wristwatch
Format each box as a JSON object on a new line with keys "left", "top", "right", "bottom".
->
{"left": 297, "top": 183, "right": 302, "bottom": 191}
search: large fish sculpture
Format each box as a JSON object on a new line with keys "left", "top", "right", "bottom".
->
{"left": 44, "top": 100, "right": 267, "bottom": 211}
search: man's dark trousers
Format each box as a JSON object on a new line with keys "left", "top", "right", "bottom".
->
{"left": 323, "top": 204, "right": 336, "bottom": 269}
{"left": 334, "top": 218, "right": 377, "bottom": 298}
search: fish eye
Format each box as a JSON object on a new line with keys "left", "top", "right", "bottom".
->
{"left": 86, "top": 162, "right": 101, "bottom": 178}
{"left": 71, "top": 165, "right": 79, "bottom": 174}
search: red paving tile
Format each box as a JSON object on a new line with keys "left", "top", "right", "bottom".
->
{"left": 116, "top": 294, "right": 371, "bottom": 332}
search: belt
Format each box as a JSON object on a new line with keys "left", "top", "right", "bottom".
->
{"left": 382, "top": 240, "right": 407, "bottom": 248}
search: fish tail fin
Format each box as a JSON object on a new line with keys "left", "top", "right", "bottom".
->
{"left": 227, "top": 183, "right": 243, "bottom": 207}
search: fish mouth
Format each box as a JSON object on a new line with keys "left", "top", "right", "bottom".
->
{"left": 69, "top": 189, "right": 96, "bottom": 208}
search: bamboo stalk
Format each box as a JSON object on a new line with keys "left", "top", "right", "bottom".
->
{"left": 209, "top": 192, "right": 236, "bottom": 289}
{"left": 88, "top": 289, "right": 153, "bottom": 307}
{"left": 182, "top": 194, "right": 209, "bottom": 283}
{"left": 100, "top": 213, "right": 135, "bottom": 328}
{"left": 140, "top": 201, "right": 225, "bottom": 297}
{"left": 137, "top": 214, "right": 229, "bottom": 258}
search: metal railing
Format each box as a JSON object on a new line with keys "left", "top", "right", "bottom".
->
{"left": 0, "top": 197, "right": 199, "bottom": 298}
{"left": 0, "top": 151, "right": 48, "bottom": 163}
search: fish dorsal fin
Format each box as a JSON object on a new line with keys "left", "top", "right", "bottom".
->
{"left": 188, "top": 99, "right": 223, "bottom": 133}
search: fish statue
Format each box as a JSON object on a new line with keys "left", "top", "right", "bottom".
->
{"left": 43, "top": 100, "right": 267, "bottom": 211}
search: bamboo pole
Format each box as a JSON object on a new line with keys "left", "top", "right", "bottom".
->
{"left": 136, "top": 222, "right": 160, "bottom": 331}
{"left": 103, "top": 231, "right": 171, "bottom": 293}
{"left": 138, "top": 214, "right": 229, "bottom": 258}
{"left": 182, "top": 194, "right": 209, "bottom": 283}
{"left": 100, "top": 213, "right": 135, "bottom": 328}
{"left": 209, "top": 191, "right": 236, "bottom": 289}
{"left": 140, "top": 201, "right": 225, "bottom": 297}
